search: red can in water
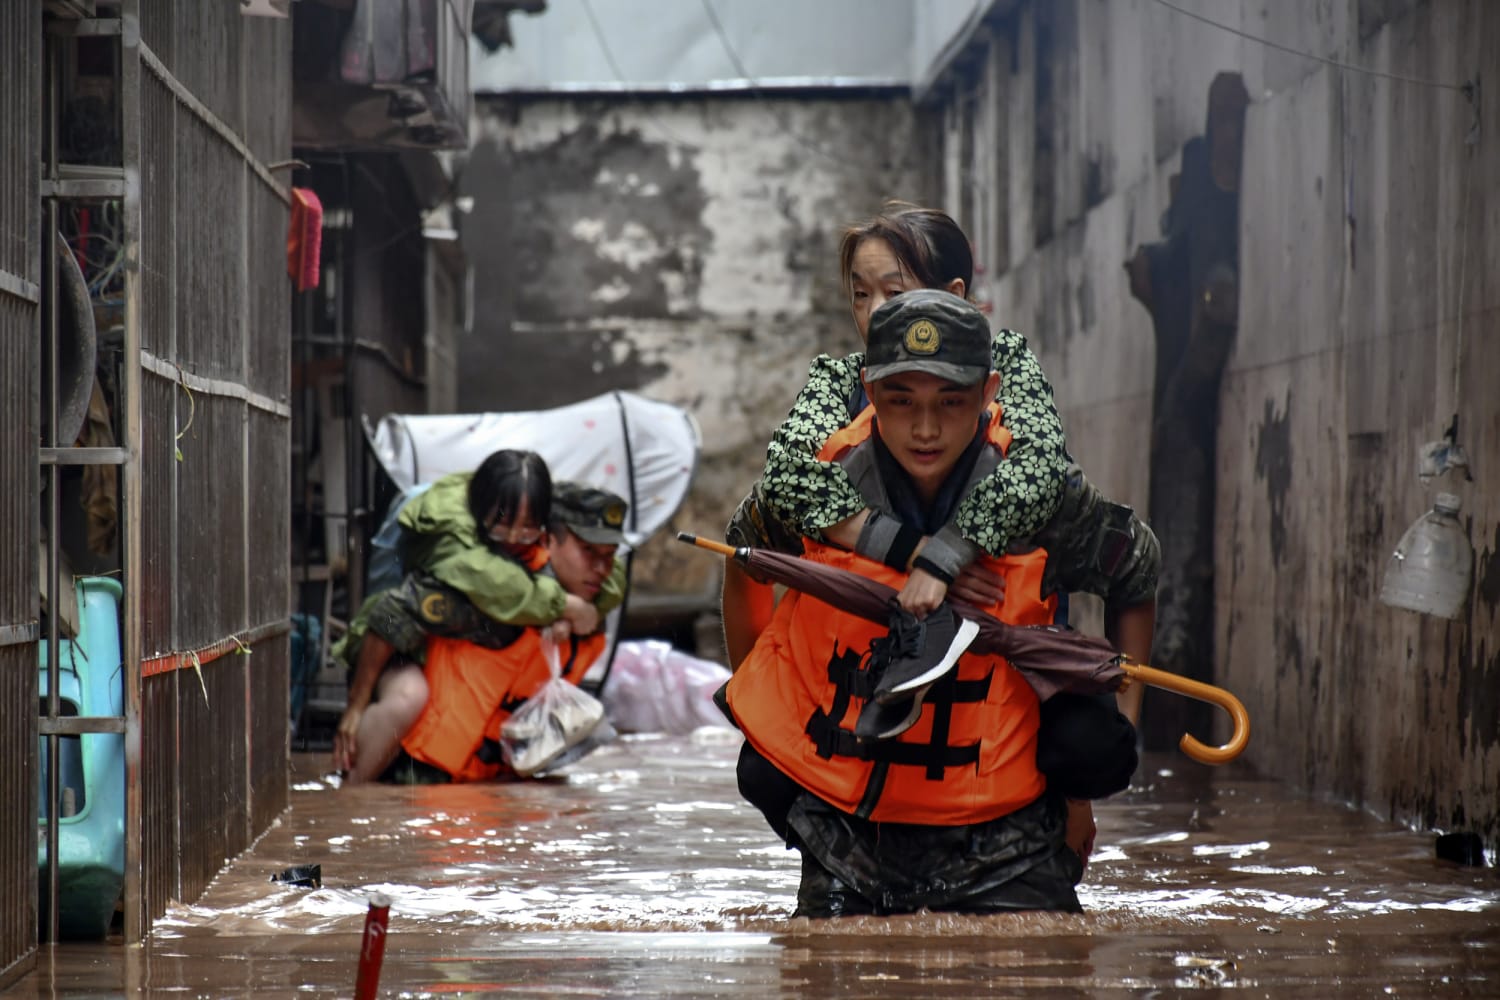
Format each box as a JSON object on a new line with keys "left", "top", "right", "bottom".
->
{"left": 354, "top": 892, "right": 392, "bottom": 1000}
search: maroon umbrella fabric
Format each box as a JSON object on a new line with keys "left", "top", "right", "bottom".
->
{"left": 691, "top": 535, "right": 1125, "bottom": 703}
{"left": 683, "top": 533, "right": 1250, "bottom": 764}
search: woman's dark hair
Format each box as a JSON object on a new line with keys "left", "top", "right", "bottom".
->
{"left": 838, "top": 200, "right": 974, "bottom": 299}
{"left": 468, "top": 449, "right": 551, "bottom": 535}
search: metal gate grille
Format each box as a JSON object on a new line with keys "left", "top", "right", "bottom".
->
{"left": 131, "top": 1, "right": 293, "bottom": 931}
{"left": 5, "top": 0, "right": 293, "bottom": 956}
{"left": 0, "top": 0, "right": 41, "bottom": 984}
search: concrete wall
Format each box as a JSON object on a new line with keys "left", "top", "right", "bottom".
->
{"left": 910, "top": 0, "right": 996, "bottom": 92}
{"left": 929, "top": 0, "right": 1500, "bottom": 843}
{"left": 1224, "top": 0, "right": 1499, "bottom": 842}
{"left": 459, "top": 95, "right": 930, "bottom": 591}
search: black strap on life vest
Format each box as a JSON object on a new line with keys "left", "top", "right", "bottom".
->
{"left": 804, "top": 644, "right": 994, "bottom": 789}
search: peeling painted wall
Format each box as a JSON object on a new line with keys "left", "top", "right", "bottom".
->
{"left": 459, "top": 95, "right": 928, "bottom": 592}
{"left": 929, "top": 0, "right": 1500, "bottom": 846}
{"left": 1222, "top": 0, "right": 1500, "bottom": 846}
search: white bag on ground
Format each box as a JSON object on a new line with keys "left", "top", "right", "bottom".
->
{"left": 501, "top": 635, "right": 606, "bottom": 777}
{"left": 600, "top": 639, "right": 734, "bottom": 735}
{"left": 535, "top": 717, "right": 618, "bottom": 776}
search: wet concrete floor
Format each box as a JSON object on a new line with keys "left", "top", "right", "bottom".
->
{"left": 14, "top": 730, "right": 1500, "bottom": 997}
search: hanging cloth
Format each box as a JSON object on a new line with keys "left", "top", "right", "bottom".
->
{"left": 286, "top": 187, "right": 323, "bottom": 291}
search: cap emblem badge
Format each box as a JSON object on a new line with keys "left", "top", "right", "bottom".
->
{"left": 904, "top": 319, "right": 940, "bottom": 355}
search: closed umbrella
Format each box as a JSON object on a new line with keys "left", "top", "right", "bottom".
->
{"left": 682, "top": 533, "right": 1248, "bottom": 765}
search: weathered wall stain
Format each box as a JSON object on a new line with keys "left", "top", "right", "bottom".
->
{"left": 1273, "top": 617, "right": 1306, "bottom": 764}
{"left": 1476, "top": 521, "right": 1500, "bottom": 613}
{"left": 1083, "top": 153, "right": 1106, "bottom": 209}
{"left": 459, "top": 95, "right": 925, "bottom": 599}
{"left": 1125, "top": 72, "right": 1249, "bottom": 750}
{"left": 492, "top": 114, "right": 713, "bottom": 324}
{"left": 466, "top": 327, "right": 670, "bottom": 412}
{"left": 942, "top": 0, "right": 1500, "bottom": 849}
{"left": 1254, "top": 395, "right": 1293, "bottom": 567}
{"left": 1074, "top": 271, "right": 1095, "bottom": 335}
{"left": 1275, "top": 614, "right": 1304, "bottom": 686}
{"left": 1344, "top": 432, "right": 1387, "bottom": 598}
{"left": 1457, "top": 631, "right": 1500, "bottom": 756}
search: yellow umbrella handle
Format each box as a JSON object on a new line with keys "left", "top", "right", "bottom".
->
{"left": 676, "top": 532, "right": 1250, "bottom": 764}
{"left": 676, "top": 532, "right": 739, "bottom": 558}
{"left": 1119, "top": 660, "right": 1251, "bottom": 765}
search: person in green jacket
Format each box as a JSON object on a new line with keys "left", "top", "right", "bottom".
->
{"left": 332, "top": 450, "right": 626, "bottom": 782}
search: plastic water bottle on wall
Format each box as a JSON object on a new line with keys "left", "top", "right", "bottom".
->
{"left": 1379, "top": 492, "right": 1473, "bottom": 619}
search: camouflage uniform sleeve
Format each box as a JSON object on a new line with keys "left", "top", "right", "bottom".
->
{"left": 1034, "top": 467, "right": 1159, "bottom": 607}
{"left": 1107, "top": 516, "right": 1160, "bottom": 607}
{"left": 954, "top": 328, "right": 1070, "bottom": 556}
{"left": 760, "top": 353, "right": 869, "bottom": 538}
{"left": 725, "top": 483, "right": 805, "bottom": 556}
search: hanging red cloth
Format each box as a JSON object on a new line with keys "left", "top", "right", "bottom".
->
{"left": 286, "top": 187, "right": 323, "bottom": 291}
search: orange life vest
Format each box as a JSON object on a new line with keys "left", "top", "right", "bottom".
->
{"left": 725, "top": 404, "right": 1056, "bottom": 826}
{"left": 402, "top": 629, "right": 605, "bottom": 782}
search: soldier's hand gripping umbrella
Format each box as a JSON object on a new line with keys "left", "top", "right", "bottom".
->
{"left": 681, "top": 533, "right": 1249, "bottom": 765}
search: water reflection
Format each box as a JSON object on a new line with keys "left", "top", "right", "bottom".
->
{"left": 14, "top": 732, "right": 1500, "bottom": 996}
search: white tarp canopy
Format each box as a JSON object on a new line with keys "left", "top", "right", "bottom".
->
{"left": 365, "top": 391, "right": 700, "bottom": 549}
{"left": 472, "top": 0, "right": 913, "bottom": 94}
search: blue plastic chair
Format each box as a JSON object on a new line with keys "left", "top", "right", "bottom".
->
{"left": 38, "top": 576, "right": 125, "bottom": 940}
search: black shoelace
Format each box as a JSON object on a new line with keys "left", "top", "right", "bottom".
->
{"left": 868, "top": 605, "right": 926, "bottom": 672}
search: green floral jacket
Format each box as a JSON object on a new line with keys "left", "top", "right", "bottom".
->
{"left": 757, "top": 328, "right": 1069, "bottom": 557}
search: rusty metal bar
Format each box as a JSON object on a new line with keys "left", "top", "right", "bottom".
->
{"left": 239, "top": 151, "right": 252, "bottom": 851}
{"left": 6, "top": 0, "right": 43, "bottom": 977}
{"left": 140, "top": 350, "right": 292, "bottom": 419}
{"left": 293, "top": 334, "right": 428, "bottom": 389}
{"left": 38, "top": 447, "right": 130, "bottom": 466}
{"left": 139, "top": 620, "right": 292, "bottom": 679}
{"left": 39, "top": 177, "right": 126, "bottom": 199}
{"left": 41, "top": 26, "right": 62, "bottom": 946}
{"left": 120, "top": 0, "right": 146, "bottom": 944}
{"left": 0, "top": 624, "right": 38, "bottom": 648}
{"left": 42, "top": 269, "right": 61, "bottom": 948}
{"left": 163, "top": 44, "right": 183, "bottom": 923}
{"left": 136, "top": 41, "right": 289, "bottom": 205}
{"left": 44, "top": 16, "right": 121, "bottom": 37}
{"left": 40, "top": 164, "right": 127, "bottom": 200}
{"left": 39, "top": 717, "right": 127, "bottom": 736}
{"left": 0, "top": 269, "right": 40, "bottom": 305}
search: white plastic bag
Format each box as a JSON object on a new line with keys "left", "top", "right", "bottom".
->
{"left": 534, "top": 717, "right": 618, "bottom": 776}
{"left": 500, "top": 635, "right": 605, "bottom": 777}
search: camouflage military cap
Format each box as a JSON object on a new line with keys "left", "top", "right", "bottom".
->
{"left": 553, "top": 481, "right": 628, "bottom": 545}
{"left": 864, "top": 288, "right": 993, "bottom": 386}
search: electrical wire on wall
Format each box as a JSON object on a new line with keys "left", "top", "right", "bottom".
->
{"left": 578, "top": 0, "right": 697, "bottom": 148}
{"left": 1437, "top": 109, "right": 1480, "bottom": 479}
{"left": 1148, "top": 0, "right": 1471, "bottom": 94}
{"left": 696, "top": 0, "right": 849, "bottom": 167}
{"left": 578, "top": 0, "right": 855, "bottom": 166}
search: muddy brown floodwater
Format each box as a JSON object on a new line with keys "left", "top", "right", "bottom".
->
{"left": 15, "top": 730, "right": 1500, "bottom": 997}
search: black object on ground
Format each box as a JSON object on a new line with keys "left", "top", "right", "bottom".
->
{"left": 270, "top": 864, "right": 323, "bottom": 888}
{"left": 1435, "top": 832, "right": 1487, "bottom": 866}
